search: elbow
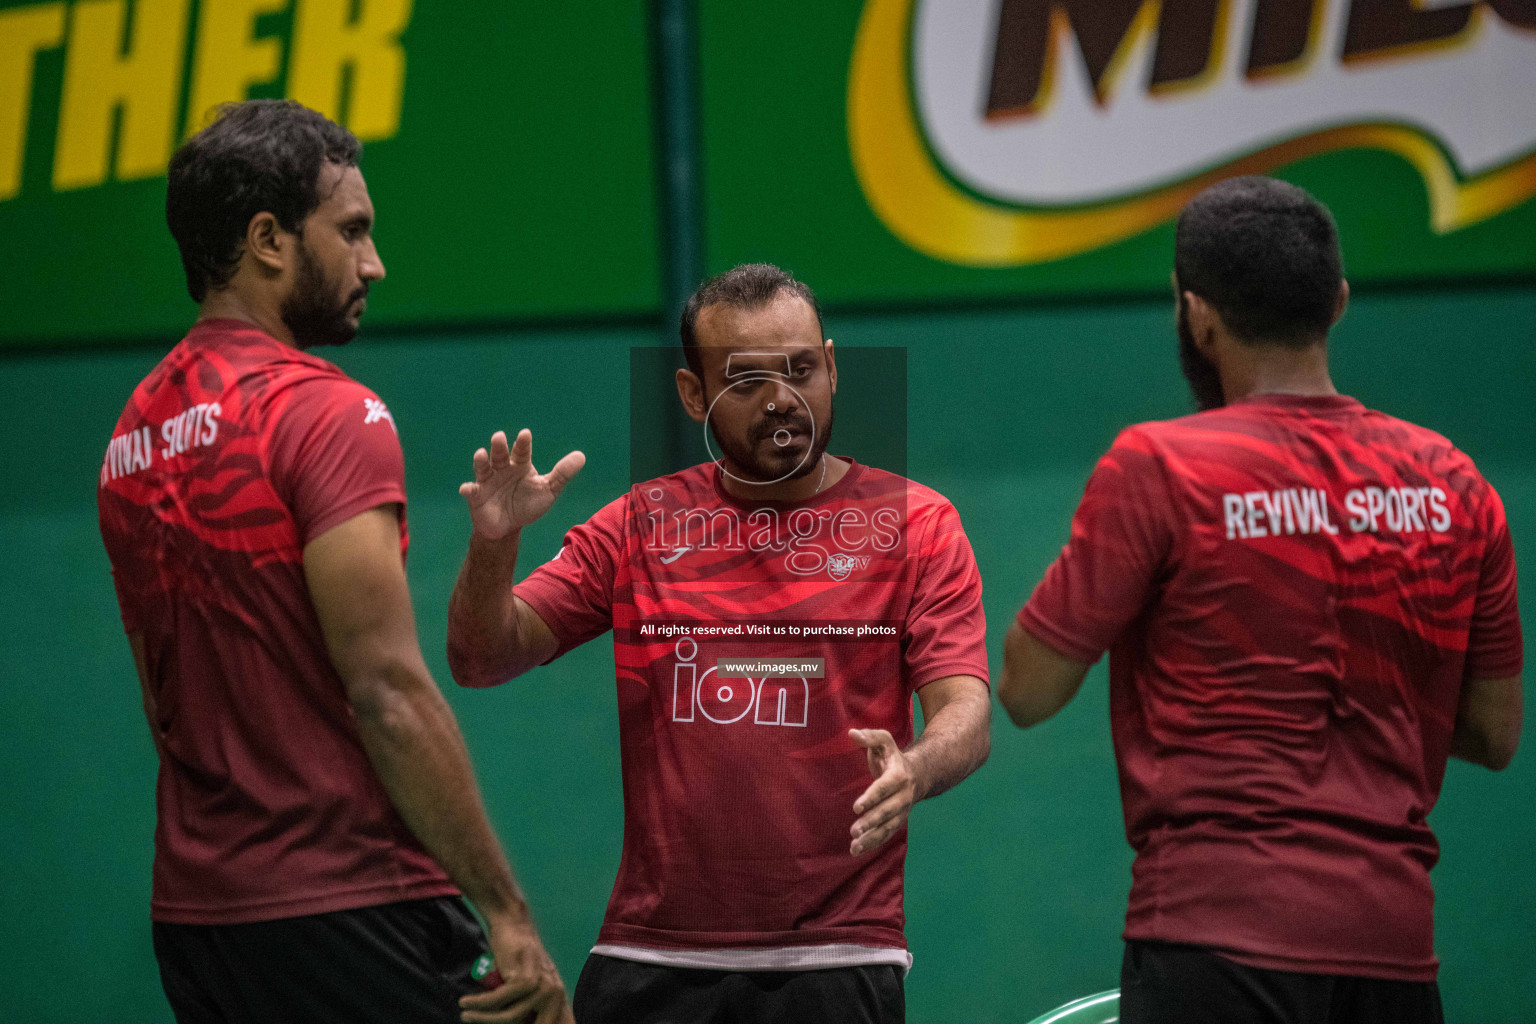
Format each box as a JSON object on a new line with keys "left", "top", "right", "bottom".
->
{"left": 1484, "top": 728, "right": 1520, "bottom": 771}
{"left": 995, "top": 677, "right": 1039, "bottom": 730}
{"left": 445, "top": 642, "right": 491, "bottom": 689}
{"left": 1457, "top": 722, "right": 1521, "bottom": 771}
{"left": 445, "top": 636, "right": 515, "bottom": 689}
{"left": 346, "top": 662, "right": 431, "bottom": 731}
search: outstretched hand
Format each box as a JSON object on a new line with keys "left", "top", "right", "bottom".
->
{"left": 848, "top": 728, "right": 919, "bottom": 856}
{"left": 460, "top": 429, "right": 585, "bottom": 541}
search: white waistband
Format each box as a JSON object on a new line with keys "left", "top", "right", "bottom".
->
{"left": 590, "top": 943, "right": 913, "bottom": 975}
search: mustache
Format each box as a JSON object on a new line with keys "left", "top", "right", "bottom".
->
{"left": 348, "top": 285, "right": 369, "bottom": 306}
{"left": 749, "top": 412, "right": 813, "bottom": 445}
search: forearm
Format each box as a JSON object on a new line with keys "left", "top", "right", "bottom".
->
{"left": 905, "top": 687, "right": 991, "bottom": 802}
{"left": 352, "top": 662, "right": 527, "bottom": 922}
{"left": 447, "top": 529, "right": 525, "bottom": 687}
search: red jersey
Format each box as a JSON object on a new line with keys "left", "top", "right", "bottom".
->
{"left": 515, "top": 459, "right": 988, "bottom": 970}
{"left": 1020, "top": 393, "right": 1522, "bottom": 981}
{"left": 97, "top": 319, "right": 456, "bottom": 925}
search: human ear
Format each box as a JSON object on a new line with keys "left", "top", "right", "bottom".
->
{"left": 246, "top": 212, "right": 287, "bottom": 275}
{"left": 676, "top": 368, "right": 708, "bottom": 424}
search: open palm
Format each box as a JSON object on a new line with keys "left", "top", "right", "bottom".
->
{"left": 460, "top": 429, "right": 585, "bottom": 540}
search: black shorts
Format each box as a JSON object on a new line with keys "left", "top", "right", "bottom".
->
{"left": 1120, "top": 940, "right": 1444, "bottom": 1024}
{"left": 152, "top": 896, "right": 492, "bottom": 1024}
{"left": 572, "top": 952, "right": 905, "bottom": 1024}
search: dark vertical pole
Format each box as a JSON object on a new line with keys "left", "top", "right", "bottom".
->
{"left": 640, "top": 0, "right": 705, "bottom": 480}
{"left": 653, "top": 0, "right": 705, "bottom": 320}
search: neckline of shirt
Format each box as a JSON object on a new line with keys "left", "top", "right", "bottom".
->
{"left": 1230, "top": 392, "right": 1363, "bottom": 416}
{"left": 710, "top": 457, "right": 866, "bottom": 512}
{"left": 185, "top": 318, "right": 338, "bottom": 367}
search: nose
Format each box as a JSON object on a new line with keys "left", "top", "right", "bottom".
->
{"left": 763, "top": 377, "right": 799, "bottom": 413}
{"left": 361, "top": 237, "right": 386, "bottom": 283}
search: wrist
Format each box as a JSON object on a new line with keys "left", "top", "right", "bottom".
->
{"left": 478, "top": 892, "right": 534, "bottom": 929}
{"left": 472, "top": 522, "right": 522, "bottom": 544}
{"left": 904, "top": 747, "right": 931, "bottom": 803}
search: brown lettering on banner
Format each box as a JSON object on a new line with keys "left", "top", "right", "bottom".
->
{"left": 1150, "top": 0, "right": 1224, "bottom": 91}
{"left": 1342, "top": 0, "right": 1474, "bottom": 63}
{"left": 987, "top": 0, "right": 1224, "bottom": 119}
{"left": 1245, "top": 0, "right": 1319, "bottom": 78}
{"left": 1487, "top": 0, "right": 1536, "bottom": 29}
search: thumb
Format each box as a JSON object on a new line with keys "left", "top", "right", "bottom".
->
{"left": 848, "top": 728, "right": 894, "bottom": 752}
{"left": 849, "top": 728, "right": 891, "bottom": 775}
{"left": 544, "top": 450, "right": 587, "bottom": 496}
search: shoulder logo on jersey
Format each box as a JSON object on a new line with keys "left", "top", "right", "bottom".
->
{"left": 363, "top": 398, "right": 396, "bottom": 433}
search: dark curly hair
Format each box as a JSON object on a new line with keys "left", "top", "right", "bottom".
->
{"left": 166, "top": 100, "right": 360, "bottom": 302}
{"left": 1175, "top": 176, "right": 1344, "bottom": 347}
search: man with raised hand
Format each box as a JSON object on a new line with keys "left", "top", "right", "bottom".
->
{"left": 1000, "top": 177, "right": 1523, "bottom": 1024}
{"left": 98, "top": 99, "right": 569, "bottom": 1024}
{"left": 448, "top": 264, "right": 991, "bottom": 1024}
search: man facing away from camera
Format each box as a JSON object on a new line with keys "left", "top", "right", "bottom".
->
{"left": 446, "top": 263, "right": 992, "bottom": 1024}
{"left": 98, "top": 99, "right": 569, "bottom": 1024}
{"left": 999, "top": 176, "right": 1522, "bottom": 1024}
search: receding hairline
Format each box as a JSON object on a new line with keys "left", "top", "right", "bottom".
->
{"left": 691, "top": 289, "right": 824, "bottom": 348}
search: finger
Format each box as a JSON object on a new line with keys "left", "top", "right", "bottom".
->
{"left": 459, "top": 975, "right": 540, "bottom": 1012}
{"left": 852, "top": 767, "right": 905, "bottom": 815}
{"left": 848, "top": 728, "right": 895, "bottom": 777}
{"left": 535, "top": 996, "right": 574, "bottom": 1024}
{"left": 510, "top": 428, "right": 533, "bottom": 466}
{"left": 480, "top": 987, "right": 560, "bottom": 1024}
{"left": 473, "top": 447, "right": 492, "bottom": 483}
{"left": 852, "top": 790, "right": 911, "bottom": 841}
{"left": 488, "top": 431, "right": 511, "bottom": 468}
{"left": 848, "top": 728, "right": 897, "bottom": 755}
{"left": 851, "top": 813, "right": 907, "bottom": 855}
{"left": 461, "top": 995, "right": 540, "bottom": 1023}
{"left": 543, "top": 450, "right": 586, "bottom": 496}
{"left": 459, "top": 481, "right": 478, "bottom": 501}
{"left": 461, "top": 990, "right": 541, "bottom": 1024}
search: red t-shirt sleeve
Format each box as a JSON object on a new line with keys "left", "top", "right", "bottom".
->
{"left": 111, "top": 566, "right": 141, "bottom": 634}
{"left": 903, "top": 500, "right": 990, "bottom": 689}
{"left": 1466, "top": 483, "right": 1523, "bottom": 679}
{"left": 1018, "top": 429, "right": 1175, "bottom": 663}
{"left": 515, "top": 494, "right": 629, "bottom": 660}
{"left": 267, "top": 377, "right": 408, "bottom": 547}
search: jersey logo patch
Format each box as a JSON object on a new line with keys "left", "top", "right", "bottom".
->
{"left": 363, "top": 398, "right": 396, "bottom": 433}
{"left": 826, "top": 552, "right": 871, "bottom": 581}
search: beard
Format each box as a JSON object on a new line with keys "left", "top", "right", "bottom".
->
{"left": 1177, "top": 297, "right": 1226, "bottom": 412}
{"left": 710, "top": 400, "right": 834, "bottom": 485}
{"left": 281, "top": 241, "right": 366, "bottom": 350}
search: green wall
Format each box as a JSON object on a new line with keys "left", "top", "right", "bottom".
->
{"left": 1, "top": 285, "right": 1531, "bottom": 1022}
